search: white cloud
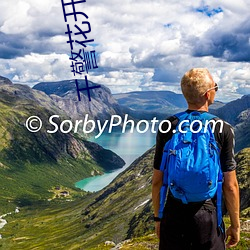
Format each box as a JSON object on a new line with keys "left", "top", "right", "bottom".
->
{"left": 0, "top": 0, "right": 61, "bottom": 34}
{"left": 0, "top": 0, "right": 249, "bottom": 101}
{"left": 0, "top": 53, "right": 71, "bottom": 86}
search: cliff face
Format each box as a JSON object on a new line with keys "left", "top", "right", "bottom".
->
{"left": 234, "top": 108, "right": 250, "bottom": 152}
{"left": 235, "top": 148, "right": 250, "bottom": 214}
{"left": 213, "top": 94, "right": 250, "bottom": 125}
{"left": 33, "top": 80, "right": 124, "bottom": 123}
{"left": 209, "top": 95, "right": 250, "bottom": 152}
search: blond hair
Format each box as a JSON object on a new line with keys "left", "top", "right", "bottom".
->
{"left": 181, "top": 68, "right": 214, "bottom": 104}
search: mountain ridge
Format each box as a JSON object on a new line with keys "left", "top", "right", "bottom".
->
{"left": 114, "top": 90, "right": 226, "bottom": 119}
{"left": 0, "top": 77, "right": 125, "bottom": 212}
{"left": 213, "top": 94, "right": 250, "bottom": 125}
{"left": 33, "top": 80, "right": 124, "bottom": 123}
{"left": 213, "top": 94, "right": 250, "bottom": 152}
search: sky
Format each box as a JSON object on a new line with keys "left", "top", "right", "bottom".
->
{"left": 0, "top": 0, "right": 249, "bottom": 102}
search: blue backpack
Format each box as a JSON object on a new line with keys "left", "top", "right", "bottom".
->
{"left": 158, "top": 111, "right": 223, "bottom": 228}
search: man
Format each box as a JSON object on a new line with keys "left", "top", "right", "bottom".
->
{"left": 152, "top": 68, "right": 240, "bottom": 249}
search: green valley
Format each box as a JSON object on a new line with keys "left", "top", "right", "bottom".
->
{"left": 1, "top": 147, "right": 249, "bottom": 249}
{"left": 0, "top": 82, "right": 124, "bottom": 214}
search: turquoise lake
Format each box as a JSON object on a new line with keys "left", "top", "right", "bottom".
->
{"left": 75, "top": 129, "right": 156, "bottom": 192}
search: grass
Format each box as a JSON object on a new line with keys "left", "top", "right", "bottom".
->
{"left": 0, "top": 91, "right": 108, "bottom": 214}
{"left": 0, "top": 198, "right": 89, "bottom": 250}
{"left": 224, "top": 217, "right": 250, "bottom": 250}
{"left": 0, "top": 146, "right": 249, "bottom": 250}
{"left": 1, "top": 145, "right": 248, "bottom": 250}
{"left": 87, "top": 225, "right": 250, "bottom": 250}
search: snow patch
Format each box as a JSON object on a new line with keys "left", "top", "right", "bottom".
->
{"left": 134, "top": 199, "right": 150, "bottom": 210}
{"left": 0, "top": 208, "right": 20, "bottom": 238}
{"left": 0, "top": 219, "right": 7, "bottom": 229}
{"left": 138, "top": 185, "right": 145, "bottom": 190}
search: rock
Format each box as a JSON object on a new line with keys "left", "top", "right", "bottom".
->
{"left": 0, "top": 76, "right": 12, "bottom": 85}
{"left": 235, "top": 148, "right": 250, "bottom": 212}
{"left": 0, "top": 83, "right": 124, "bottom": 171}
{"left": 33, "top": 80, "right": 124, "bottom": 124}
{"left": 105, "top": 240, "right": 116, "bottom": 247}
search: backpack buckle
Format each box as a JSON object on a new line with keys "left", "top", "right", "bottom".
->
{"left": 169, "top": 149, "right": 176, "bottom": 155}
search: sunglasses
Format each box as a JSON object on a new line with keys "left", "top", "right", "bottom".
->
{"left": 203, "top": 83, "right": 218, "bottom": 95}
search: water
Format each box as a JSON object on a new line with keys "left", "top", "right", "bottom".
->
{"left": 75, "top": 129, "right": 156, "bottom": 192}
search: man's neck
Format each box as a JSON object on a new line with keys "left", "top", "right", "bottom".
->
{"left": 187, "top": 103, "right": 209, "bottom": 112}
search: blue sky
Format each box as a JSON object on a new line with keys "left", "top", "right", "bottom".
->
{"left": 0, "top": 0, "right": 249, "bottom": 102}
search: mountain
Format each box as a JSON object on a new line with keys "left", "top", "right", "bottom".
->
{"left": 77, "top": 147, "right": 250, "bottom": 248}
{"left": 211, "top": 94, "right": 250, "bottom": 152}
{"left": 0, "top": 79, "right": 125, "bottom": 212}
{"left": 33, "top": 80, "right": 124, "bottom": 123}
{"left": 213, "top": 94, "right": 250, "bottom": 126}
{"left": 114, "top": 90, "right": 225, "bottom": 120}
{"left": 0, "top": 147, "right": 155, "bottom": 249}
{"left": 235, "top": 148, "right": 250, "bottom": 214}
{"left": 114, "top": 91, "right": 186, "bottom": 119}
{"left": 1, "top": 146, "right": 249, "bottom": 249}
{"left": 0, "top": 77, "right": 249, "bottom": 249}
{"left": 0, "top": 76, "right": 12, "bottom": 85}
{"left": 209, "top": 100, "right": 225, "bottom": 110}
{"left": 234, "top": 109, "right": 250, "bottom": 152}
{"left": 33, "top": 82, "right": 228, "bottom": 122}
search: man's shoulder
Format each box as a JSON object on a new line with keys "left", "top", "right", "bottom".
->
{"left": 211, "top": 116, "right": 234, "bottom": 134}
{"left": 160, "top": 111, "right": 234, "bottom": 135}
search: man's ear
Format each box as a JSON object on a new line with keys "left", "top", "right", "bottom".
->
{"left": 204, "top": 92, "right": 209, "bottom": 100}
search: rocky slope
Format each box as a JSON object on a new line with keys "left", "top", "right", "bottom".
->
{"left": 209, "top": 94, "right": 250, "bottom": 152}
{"left": 213, "top": 94, "right": 250, "bottom": 126}
{"left": 235, "top": 148, "right": 250, "bottom": 214}
{"left": 234, "top": 109, "right": 250, "bottom": 152}
{"left": 33, "top": 80, "right": 124, "bottom": 123}
{"left": 1, "top": 146, "right": 248, "bottom": 249}
{"left": 0, "top": 76, "right": 12, "bottom": 85}
{"left": 0, "top": 77, "right": 124, "bottom": 212}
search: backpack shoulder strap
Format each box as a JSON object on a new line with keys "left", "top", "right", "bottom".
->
{"left": 201, "top": 112, "right": 217, "bottom": 120}
{"left": 173, "top": 111, "right": 189, "bottom": 121}
{"left": 174, "top": 111, "right": 217, "bottom": 121}
{"left": 201, "top": 112, "right": 223, "bottom": 230}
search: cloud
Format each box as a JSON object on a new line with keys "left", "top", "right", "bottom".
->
{"left": 0, "top": 0, "right": 67, "bottom": 58}
{"left": 192, "top": 18, "right": 250, "bottom": 62}
{"left": 0, "top": 53, "right": 71, "bottom": 86}
{"left": 0, "top": 0, "right": 249, "bottom": 101}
